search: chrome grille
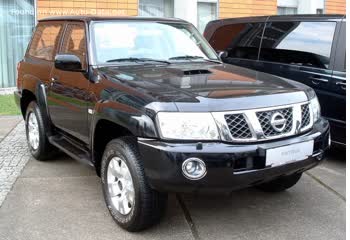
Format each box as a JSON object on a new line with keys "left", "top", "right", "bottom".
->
{"left": 215, "top": 101, "right": 314, "bottom": 143}
{"left": 301, "top": 104, "right": 311, "bottom": 129}
{"left": 256, "top": 107, "right": 293, "bottom": 137}
{"left": 224, "top": 114, "right": 252, "bottom": 139}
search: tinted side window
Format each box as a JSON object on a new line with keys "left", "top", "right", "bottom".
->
{"left": 28, "top": 23, "right": 62, "bottom": 61}
{"left": 208, "top": 23, "right": 264, "bottom": 60}
{"left": 60, "top": 23, "right": 87, "bottom": 68}
{"left": 260, "top": 21, "right": 336, "bottom": 69}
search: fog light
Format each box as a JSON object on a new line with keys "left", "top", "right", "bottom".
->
{"left": 182, "top": 158, "right": 207, "bottom": 180}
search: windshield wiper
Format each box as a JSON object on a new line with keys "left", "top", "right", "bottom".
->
{"left": 106, "top": 57, "right": 171, "bottom": 64}
{"left": 169, "top": 55, "right": 205, "bottom": 60}
{"left": 169, "top": 55, "right": 222, "bottom": 63}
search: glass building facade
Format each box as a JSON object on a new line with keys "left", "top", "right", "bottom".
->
{"left": 0, "top": 0, "right": 35, "bottom": 88}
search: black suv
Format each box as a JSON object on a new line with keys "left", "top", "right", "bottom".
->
{"left": 204, "top": 14, "right": 346, "bottom": 146}
{"left": 15, "top": 16, "right": 330, "bottom": 232}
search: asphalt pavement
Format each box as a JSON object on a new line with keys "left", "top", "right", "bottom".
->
{"left": 0, "top": 128, "right": 345, "bottom": 240}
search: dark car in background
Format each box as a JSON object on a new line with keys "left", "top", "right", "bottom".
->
{"left": 204, "top": 15, "right": 346, "bottom": 146}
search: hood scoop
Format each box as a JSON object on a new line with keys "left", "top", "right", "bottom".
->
{"left": 183, "top": 69, "right": 212, "bottom": 76}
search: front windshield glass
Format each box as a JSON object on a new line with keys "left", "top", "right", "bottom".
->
{"left": 91, "top": 21, "right": 219, "bottom": 64}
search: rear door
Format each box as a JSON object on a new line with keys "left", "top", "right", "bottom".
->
{"left": 328, "top": 19, "right": 346, "bottom": 144}
{"left": 257, "top": 20, "right": 339, "bottom": 122}
{"left": 48, "top": 22, "right": 90, "bottom": 143}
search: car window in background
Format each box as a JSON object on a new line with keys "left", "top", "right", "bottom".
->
{"left": 28, "top": 23, "right": 62, "bottom": 61}
{"left": 61, "top": 24, "right": 87, "bottom": 69}
{"left": 91, "top": 21, "right": 219, "bottom": 64}
{"left": 208, "top": 23, "right": 265, "bottom": 60}
{"left": 260, "top": 21, "right": 336, "bottom": 69}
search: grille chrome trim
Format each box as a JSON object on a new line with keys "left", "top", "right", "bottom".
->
{"left": 211, "top": 101, "right": 313, "bottom": 143}
{"left": 256, "top": 107, "right": 293, "bottom": 136}
{"left": 224, "top": 114, "right": 253, "bottom": 139}
{"left": 300, "top": 104, "right": 312, "bottom": 132}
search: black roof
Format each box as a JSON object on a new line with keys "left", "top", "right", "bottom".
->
{"left": 204, "top": 14, "right": 345, "bottom": 38}
{"left": 269, "top": 14, "right": 344, "bottom": 18}
{"left": 38, "top": 15, "right": 187, "bottom": 23}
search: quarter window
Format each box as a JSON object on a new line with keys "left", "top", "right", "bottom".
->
{"left": 208, "top": 23, "right": 265, "bottom": 60}
{"left": 260, "top": 21, "right": 336, "bottom": 69}
{"left": 60, "top": 24, "right": 87, "bottom": 68}
{"left": 28, "top": 23, "right": 62, "bottom": 61}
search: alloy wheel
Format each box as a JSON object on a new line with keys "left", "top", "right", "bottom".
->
{"left": 28, "top": 112, "right": 39, "bottom": 150}
{"left": 107, "top": 157, "right": 135, "bottom": 215}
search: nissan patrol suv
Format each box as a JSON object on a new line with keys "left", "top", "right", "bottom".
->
{"left": 15, "top": 16, "right": 330, "bottom": 232}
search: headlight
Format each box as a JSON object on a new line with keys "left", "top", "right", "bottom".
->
{"left": 310, "top": 97, "right": 321, "bottom": 123}
{"left": 157, "top": 112, "right": 220, "bottom": 140}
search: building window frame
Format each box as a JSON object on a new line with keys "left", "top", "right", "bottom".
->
{"left": 0, "top": 0, "right": 37, "bottom": 88}
{"left": 197, "top": 0, "right": 219, "bottom": 18}
{"left": 138, "top": 0, "right": 175, "bottom": 18}
{"left": 197, "top": 0, "right": 218, "bottom": 33}
{"left": 277, "top": 6, "right": 298, "bottom": 15}
{"left": 34, "top": 0, "right": 38, "bottom": 23}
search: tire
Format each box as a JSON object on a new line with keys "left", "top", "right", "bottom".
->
{"left": 101, "top": 137, "right": 168, "bottom": 232}
{"left": 256, "top": 173, "right": 303, "bottom": 192}
{"left": 25, "top": 101, "right": 54, "bottom": 160}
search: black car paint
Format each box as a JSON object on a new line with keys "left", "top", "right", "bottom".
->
{"left": 204, "top": 14, "right": 346, "bottom": 145}
{"left": 139, "top": 118, "right": 329, "bottom": 192}
{"left": 15, "top": 16, "right": 330, "bottom": 192}
{"left": 95, "top": 63, "right": 314, "bottom": 111}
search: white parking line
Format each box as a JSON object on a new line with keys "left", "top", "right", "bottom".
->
{"left": 306, "top": 171, "right": 345, "bottom": 201}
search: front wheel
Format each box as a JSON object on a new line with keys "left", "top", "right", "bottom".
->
{"left": 25, "top": 101, "right": 54, "bottom": 160}
{"left": 101, "top": 137, "right": 167, "bottom": 232}
{"left": 256, "top": 173, "right": 303, "bottom": 192}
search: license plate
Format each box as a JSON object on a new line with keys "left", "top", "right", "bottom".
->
{"left": 266, "top": 141, "right": 314, "bottom": 167}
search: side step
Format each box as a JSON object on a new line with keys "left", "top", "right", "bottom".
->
{"left": 48, "top": 135, "right": 93, "bottom": 166}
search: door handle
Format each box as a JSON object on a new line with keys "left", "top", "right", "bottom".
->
{"left": 336, "top": 81, "right": 346, "bottom": 90}
{"left": 309, "top": 76, "right": 329, "bottom": 85}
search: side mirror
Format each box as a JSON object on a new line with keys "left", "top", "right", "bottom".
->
{"left": 218, "top": 51, "right": 228, "bottom": 60}
{"left": 55, "top": 54, "right": 84, "bottom": 72}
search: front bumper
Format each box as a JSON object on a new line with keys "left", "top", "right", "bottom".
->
{"left": 138, "top": 118, "right": 330, "bottom": 193}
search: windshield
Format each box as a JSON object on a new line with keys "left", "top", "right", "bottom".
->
{"left": 91, "top": 21, "right": 219, "bottom": 64}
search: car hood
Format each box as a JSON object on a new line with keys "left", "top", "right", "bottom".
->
{"left": 96, "top": 62, "right": 313, "bottom": 112}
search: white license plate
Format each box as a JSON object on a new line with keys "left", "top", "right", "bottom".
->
{"left": 266, "top": 141, "right": 314, "bottom": 167}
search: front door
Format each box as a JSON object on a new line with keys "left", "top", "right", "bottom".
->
{"left": 48, "top": 22, "right": 90, "bottom": 143}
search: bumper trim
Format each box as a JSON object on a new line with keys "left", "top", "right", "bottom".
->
{"left": 233, "top": 149, "right": 324, "bottom": 176}
{"left": 138, "top": 118, "right": 330, "bottom": 193}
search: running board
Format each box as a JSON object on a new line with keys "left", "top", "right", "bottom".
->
{"left": 49, "top": 135, "right": 93, "bottom": 166}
